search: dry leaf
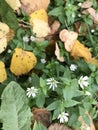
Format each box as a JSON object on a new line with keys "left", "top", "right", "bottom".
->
{"left": 59, "top": 29, "right": 78, "bottom": 52}
{"left": 90, "top": 58, "right": 98, "bottom": 67}
{"left": 55, "top": 43, "right": 64, "bottom": 62}
{"left": 81, "top": 0, "right": 92, "bottom": 8}
{"left": 0, "top": 38, "right": 7, "bottom": 54}
{"left": 5, "top": 0, "right": 21, "bottom": 10}
{"left": 83, "top": 7, "right": 98, "bottom": 24}
{"left": 78, "top": 112, "right": 95, "bottom": 130}
{"left": 21, "top": 0, "right": 50, "bottom": 14}
{"left": 10, "top": 48, "right": 37, "bottom": 76}
{"left": 0, "top": 22, "right": 9, "bottom": 39}
{"left": 32, "top": 19, "right": 51, "bottom": 38}
{"left": 32, "top": 107, "right": 50, "bottom": 127}
{"left": 70, "top": 40, "right": 92, "bottom": 62}
{"left": 0, "top": 61, "right": 7, "bottom": 83}
{"left": 30, "top": 9, "right": 48, "bottom": 23}
{"left": 6, "top": 29, "right": 15, "bottom": 42}
{"left": 50, "top": 20, "right": 60, "bottom": 34}
{"left": 48, "top": 123, "right": 72, "bottom": 130}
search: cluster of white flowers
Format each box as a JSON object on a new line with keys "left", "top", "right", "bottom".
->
{"left": 78, "top": 76, "right": 89, "bottom": 89}
{"left": 26, "top": 86, "right": 38, "bottom": 98}
{"left": 23, "top": 35, "right": 35, "bottom": 42}
{"left": 58, "top": 112, "right": 69, "bottom": 123}
{"left": 46, "top": 77, "right": 59, "bottom": 91}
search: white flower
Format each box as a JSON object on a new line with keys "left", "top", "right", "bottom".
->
{"left": 30, "top": 35, "right": 35, "bottom": 41}
{"left": 78, "top": 76, "right": 89, "bottom": 89}
{"left": 46, "top": 77, "right": 59, "bottom": 91}
{"left": 78, "top": 14, "right": 82, "bottom": 17}
{"left": 85, "top": 91, "right": 91, "bottom": 96}
{"left": 58, "top": 112, "right": 69, "bottom": 123}
{"left": 7, "top": 49, "right": 12, "bottom": 53}
{"left": 91, "top": 29, "right": 95, "bottom": 33}
{"left": 70, "top": 64, "right": 77, "bottom": 71}
{"left": 41, "top": 58, "right": 46, "bottom": 64}
{"left": 26, "top": 86, "right": 38, "bottom": 98}
{"left": 78, "top": 2, "right": 82, "bottom": 7}
{"left": 23, "top": 35, "right": 29, "bottom": 42}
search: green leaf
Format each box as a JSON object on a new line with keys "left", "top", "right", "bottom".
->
{"left": 0, "top": 81, "right": 32, "bottom": 130}
{"left": 48, "top": 6, "right": 64, "bottom": 17}
{"left": 40, "top": 78, "right": 47, "bottom": 95}
{"left": 36, "top": 90, "right": 45, "bottom": 107}
{"left": 33, "top": 121, "right": 47, "bottom": 130}
{"left": 64, "top": 100, "right": 80, "bottom": 108}
{"left": 0, "top": 0, "right": 19, "bottom": 30}
{"left": 46, "top": 100, "right": 60, "bottom": 111}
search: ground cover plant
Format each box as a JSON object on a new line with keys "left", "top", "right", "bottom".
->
{"left": 0, "top": 0, "right": 98, "bottom": 130}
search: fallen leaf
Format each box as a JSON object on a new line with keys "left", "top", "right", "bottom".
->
{"left": 83, "top": 7, "right": 98, "bottom": 24}
{"left": 21, "top": 0, "right": 50, "bottom": 14}
{"left": 0, "top": 38, "right": 7, "bottom": 54}
{"left": 30, "top": 9, "right": 48, "bottom": 23}
{"left": 0, "top": 61, "right": 7, "bottom": 83}
{"left": 0, "top": 22, "right": 9, "bottom": 39}
{"left": 55, "top": 43, "right": 64, "bottom": 62}
{"left": 48, "top": 123, "right": 72, "bottom": 130}
{"left": 6, "top": 29, "right": 15, "bottom": 42}
{"left": 32, "top": 107, "right": 50, "bottom": 127}
{"left": 81, "top": 0, "right": 92, "bottom": 8}
{"left": 59, "top": 29, "right": 78, "bottom": 52}
{"left": 78, "top": 112, "right": 95, "bottom": 130}
{"left": 10, "top": 48, "right": 37, "bottom": 76}
{"left": 32, "top": 19, "right": 51, "bottom": 38}
{"left": 50, "top": 20, "right": 60, "bottom": 34}
{"left": 70, "top": 40, "right": 92, "bottom": 62}
{"left": 5, "top": 0, "right": 21, "bottom": 10}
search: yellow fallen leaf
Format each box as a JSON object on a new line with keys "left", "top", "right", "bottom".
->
{"left": 10, "top": 48, "right": 37, "bottom": 76}
{"left": 0, "top": 38, "right": 7, "bottom": 54}
{"left": 5, "top": 0, "right": 21, "bottom": 10}
{"left": 0, "top": 22, "right": 9, "bottom": 39}
{"left": 55, "top": 43, "right": 64, "bottom": 62}
{"left": 32, "top": 19, "right": 51, "bottom": 38}
{"left": 21, "top": 0, "right": 50, "bottom": 14}
{"left": 30, "top": 9, "right": 48, "bottom": 23}
{"left": 0, "top": 61, "right": 7, "bottom": 83}
{"left": 70, "top": 40, "right": 92, "bottom": 62}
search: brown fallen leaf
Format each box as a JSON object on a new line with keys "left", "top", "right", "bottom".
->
{"left": 55, "top": 43, "right": 64, "bottom": 62}
{"left": 81, "top": 0, "right": 92, "bottom": 8}
{"left": 59, "top": 29, "right": 78, "bottom": 52}
{"left": 83, "top": 7, "right": 98, "bottom": 24}
{"left": 32, "top": 107, "right": 51, "bottom": 127}
{"left": 48, "top": 123, "right": 72, "bottom": 130}
{"left": 78, "top": 112, "right": 95, "bottom": 130}
{"left": 50, "top": 20, "right": 60, "bottom": 34}
{"left": 21, "top": 0, "right": 50, "bottom": 15}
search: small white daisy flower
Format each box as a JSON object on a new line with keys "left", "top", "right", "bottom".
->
{"left": 41, "top": 58, "right": 46, "bottom": 64}
{"left": 91, "top": 29, "right": 95, "bottom": 33}
{"left": 78, "top": 76, "right": 89, "bottom": 89}
{"left": 58, "top": 112, "right": 69, "bottom": 123}
{"left": 70, "top": 64, "right": 77, "bottom": 71}
{"left": 23, "top": 35, "right": 29, "bottom": 42}
{"left": 68, "top": 4, "right": 71, "bottom": 7}
{"left": 30, "top": 35, "right": 35, "bottom": 42}
{"left": 85, "top": 91, "right": 91, "bottom": 96}
{"left": 46, "top": 77, "right": 59, "bottom": 91}
{"left": 26, "top": 86, "right": 38, "bottom": 98}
